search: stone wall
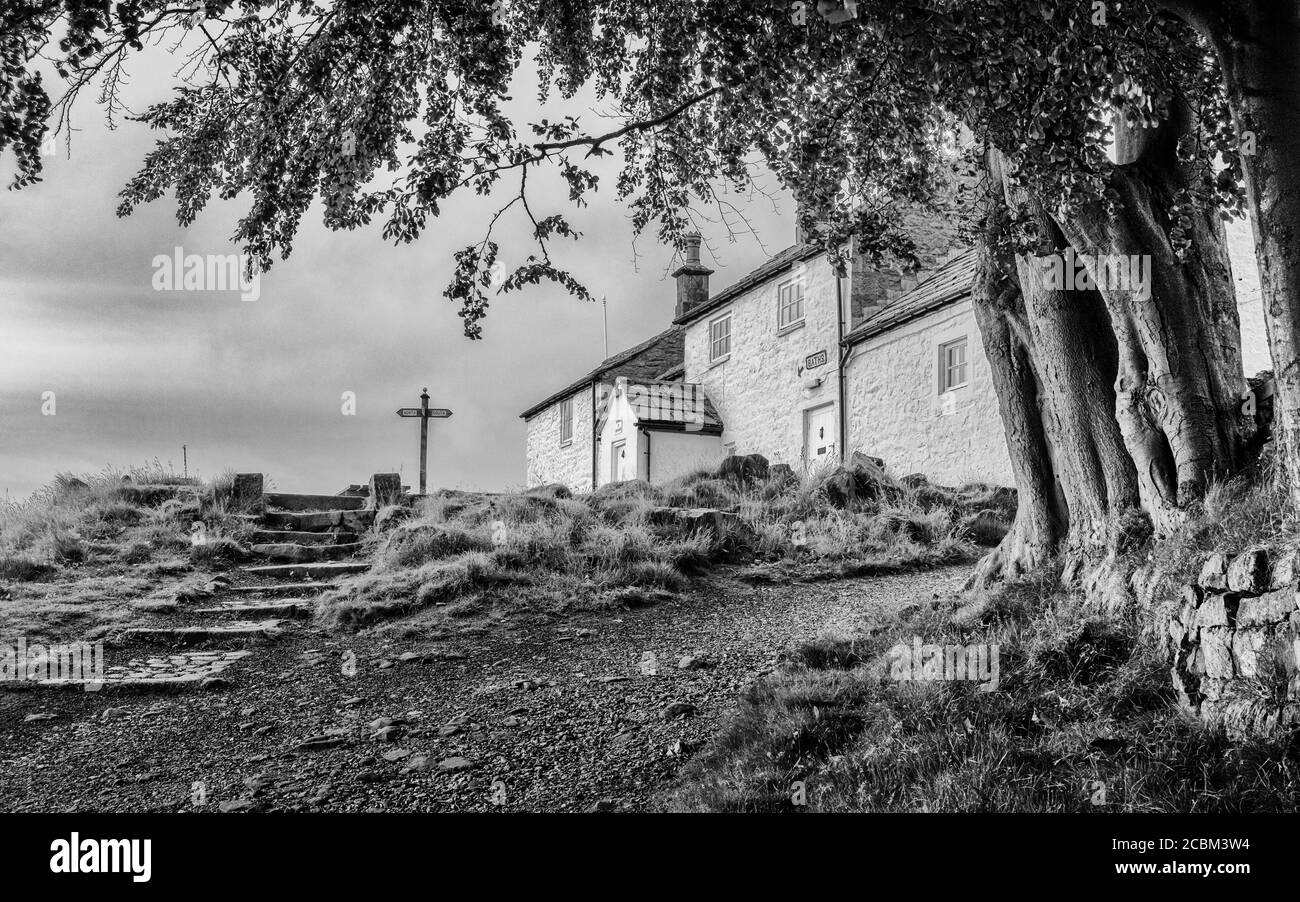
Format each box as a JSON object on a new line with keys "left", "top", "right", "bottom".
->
{"left": 1226, "top": 216, "right": 1270, "bottom": 378}
{"left": 1168, "top": 546, "right": 1300, "bottom": 736}
{"left": 684, "top": 253, "right": 842, "bottom": 467}
{"left": 523, "top": 384, "right": 594, "bottom": 492}
{"left": 844, "top": 299, "right": 1014, "bottom": 486}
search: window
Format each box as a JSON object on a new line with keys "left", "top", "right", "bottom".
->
{"left": 559, "top": 397, "right": 574, "bottom": 445}
{"left": 939, "top": 337, "right": 968, "bottom": 393}
{"left": 777, "top": 278, "right": 805, "bottom": 331}
{"left": 710, "top": 313, "right": 732, "bottom": 363}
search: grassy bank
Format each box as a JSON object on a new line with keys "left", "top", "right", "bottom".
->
{"left": 317, "top": 465, "right": 1015, "bottom": 634}
{"left": 663, "top": 474, "right": 1300, "bottom": 812}
{"left": 0, "top": 464, "right": 256, "bottom": 638}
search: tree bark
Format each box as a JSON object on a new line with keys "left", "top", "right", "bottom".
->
{"left": 1052, "top": 101, "right": 1249, "bottom": 533}
{"left": 1165, "top": 0, "right": 1300, "bottom": 501}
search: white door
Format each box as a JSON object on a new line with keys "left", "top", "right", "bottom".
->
{"left": 611, "top": 439, "right": 628, "bottom": 482}
{"left": 803, "top": 405, "right": 836, "bottom": 470}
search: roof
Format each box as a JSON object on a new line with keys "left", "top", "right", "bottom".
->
{"left": 843, "top": 249, "right": 978, "bottom": 345}
{"left": 519, "top": 326, "right": 684, "bottom": 420}
{"left": 672, "top": 243, "right": 823, "bottom": 326}
{"left": 657, "top": 363, "right": 685, "bottom": 381}
{"left": 629, "top": 380, "right": 724, "bottom": 435}
{"left": 597, "top": 379, "right": 725, "bottom": 435}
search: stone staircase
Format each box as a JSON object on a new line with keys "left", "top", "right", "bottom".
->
{"left": 17, "top": 473, "right": 405, "bottom": 693}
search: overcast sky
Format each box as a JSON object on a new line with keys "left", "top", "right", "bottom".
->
{"left": 0, "top": 44, "right": 794, "bottom": 500}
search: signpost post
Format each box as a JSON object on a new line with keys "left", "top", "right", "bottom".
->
{"left": 396, "top": 388, "right": 453, "bottom": 495}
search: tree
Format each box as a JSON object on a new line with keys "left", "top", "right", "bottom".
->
{"left": 2, "top": 0, "right": 1289, "bottom": 602}
{"left": 1155, "top": 0, "right": 1300, "bottom": 506}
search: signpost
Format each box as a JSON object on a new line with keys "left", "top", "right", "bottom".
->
{"left": 396, "top": 388, "right": 453, "bottom": 495}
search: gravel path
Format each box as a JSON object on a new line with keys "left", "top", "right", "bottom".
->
{"left": 0, "top": 565, "right": 968, "bottom": 812}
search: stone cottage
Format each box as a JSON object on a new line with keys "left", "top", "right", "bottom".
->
{"left": 522, "top": 208, "right": 1270, "bottom": 493}
{"left": 520, "top": 325, "right": 724, "bottom": 492}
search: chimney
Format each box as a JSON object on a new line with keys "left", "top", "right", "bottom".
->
{"left": 847, "top": 234, "right": 903, "bottom": 331}
{"left": 673, "top": 233, "right": 713, "bottom": 319}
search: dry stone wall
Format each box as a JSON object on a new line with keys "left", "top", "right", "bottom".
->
{"left": 1169, "top": 546, "right": 1300, "bottom": 736}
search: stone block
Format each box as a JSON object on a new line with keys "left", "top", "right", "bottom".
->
{"left": 1236, "top": 587, "right": 1297, "bottom": 627}
{"left": 1199, "top": 627, "right": 1235, "bottom": 679}
{"left": 1199, "top": 552, "right": 1229, "bottom": 590}
{"left": 368, "top": 473, "right": 403, "bottom": 510}
{"left": 1269, "top": 547, "right": 1299, "bottom": 591}
{"left": 1227, "top": 547, "right": 1271, "bottom": 594}
{"left": 232, "top": 473, "right": 264, "bottom": 511}
{"left": 1194, "top": 595, "right": 1231, "bottom": 630}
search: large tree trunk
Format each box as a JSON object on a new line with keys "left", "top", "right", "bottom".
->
{"left": 1053, "top": 101, "right": 1249, "bottom": 534}
{"left": 969, "top": 120, "right": 1249, "bottom": 603}
{"left": 970, "top": 150, "right": 1140, "bottom": 592}
{"left": 968, "top": 189, "right": 1062, "bottom": 587}
{"left": 1166, "top": 0, "right": 1300, "bottom": 501}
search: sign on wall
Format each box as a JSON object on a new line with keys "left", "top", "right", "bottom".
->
{"left": 805, "top": 349, "right": 828, "bottom": 370}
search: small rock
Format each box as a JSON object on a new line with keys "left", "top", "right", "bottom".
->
{"left": 24, "top": 713, "right": 56, "bottom": 723}
{"left": 436, "top": 757, "right": 473, "bottom": 773}
{"left": 100, "top": 707, "right": 129, "bottom": 721}
{"left": 376, "top": 659, "right": 394, "bottom": 670}
{"left": 662, "top": 701, "right": 697, "bottom": 720}
{"left": 575, "top": 628, "right": 595, "bottom": 638}
{"left": 676, "top": 654, "right": 715, "bottom": 671}
{"left": 502, "top": 716, "right": 522, "bottom": 728}
{"left": 218, "top": 799, "right": 255, "bottom": 813}
{"left": 342, "top": 696, "right": 363, "bottom": 707}
{"left": 374, "top": 726, "right": 402, "bottom": 743}
{"left": 382, "top": 748, "right": 411, "bottom": 762}
{"left": 253, "top": 725, "right": 276, "bottom": 737}
{"left": 402, "top": 755, "right": 431, "bottom": 773}
{"left": 584, "top": 799, "right": 617, "bottom": 813}
{"left": 297, "top": 735, "right": 344, "bottom": 751}
{"left": 308, "top": 784, "right": 332, "bottom": 804}
{"left": 397, "top": 652, "right": 423, "bottom": 663}
{"left": 199, "top": 677, "right": 233, "bottom": 691}
{"left": 244, "top": 773, "right": 276, "bottom": 791}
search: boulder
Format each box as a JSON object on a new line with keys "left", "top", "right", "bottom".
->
{"left": 524, "top": 483, "right": 572, "bottom": 500}
{"left": 818, "top": 457, "right": 899, "bottom": 508}
{"left": 717, "top": 453, "right": 770, "bottom": 486}
{"left": 768, "top": 463, "right": 797, "bottom": 486}
{"left": 374, "top": 504, "right": 412, "bottom": 531}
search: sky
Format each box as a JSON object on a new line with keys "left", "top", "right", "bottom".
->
{"left": 0, "top": 43, "right": 795, "bottom": 500}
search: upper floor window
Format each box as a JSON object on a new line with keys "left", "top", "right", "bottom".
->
{"left": 559, "top": 397, "right": 574, "bottom": 445}
{"left": 710, "top": 313, "right": 732, "bottom": 363}
{"left": 777, "top": 277, "right": 805, "bottom": 331}
{"left": 939, "top": 337, "right": 968, "bottom": 393}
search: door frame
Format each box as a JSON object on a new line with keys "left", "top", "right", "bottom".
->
{"left": 802, "top": 402, "right": 837, "bottom": 470}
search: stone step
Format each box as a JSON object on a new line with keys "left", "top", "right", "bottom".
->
{"left": 260, "top": 510, "right": 375, "bottom": 532}
{"left": 264, "top": 492, "right": 367, "bottom": 512}
{"left": 26, "top": 651, "right": 252, "bottom": 692}
{"left": 250, "top": 529, "right": 358, "bottom": 545}
{"left": 121, "top": 620, "right": 284, "bottom": 645}
{"left": 227, "top": 582, "right": 335, "bottom": 596}
{"left": 242, "top": 562, "right": 369, "bottom": 580}
{"left": 194, "top": 600, "right": 317, "bottom": 619}
{"left": 249, "top": 542, "right": 365, "bottom": 563}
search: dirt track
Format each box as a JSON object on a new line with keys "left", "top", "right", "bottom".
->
{"left": 0, "top": 566, "right": 967, "bottom": 812}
